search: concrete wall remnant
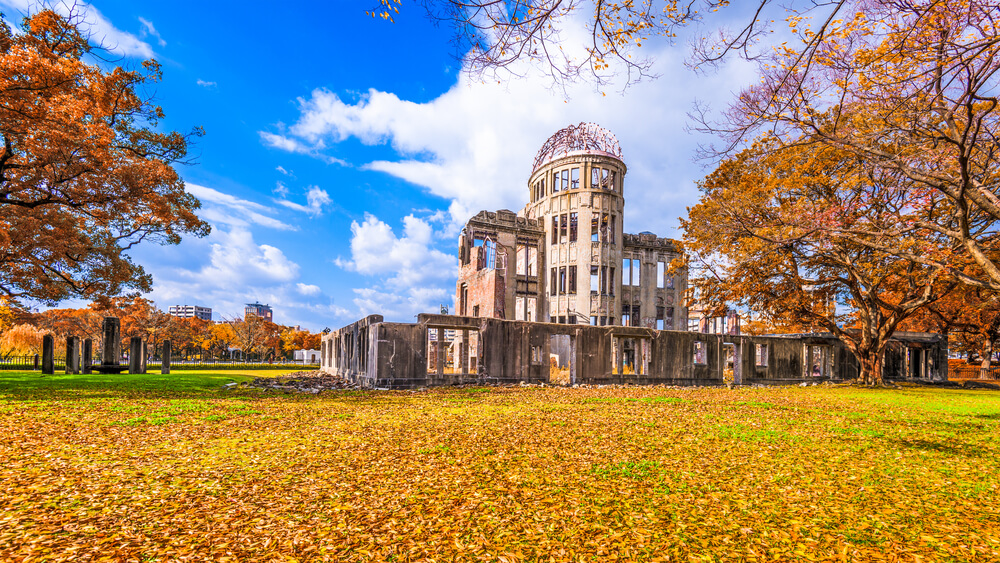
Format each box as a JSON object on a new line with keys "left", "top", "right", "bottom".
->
{"left": 321, "top": 315, "right": 947, "bottom": 389}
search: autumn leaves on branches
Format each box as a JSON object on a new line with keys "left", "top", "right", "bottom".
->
{"left": 0, "top": 10, "right": 208, "bottom": 306}
{"left": 683, "top": 1, "right": 1000, "bottom": 383}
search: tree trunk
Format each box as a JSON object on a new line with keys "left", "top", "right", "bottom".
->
{"left": 980, "top": 339, "right": 993, "bottom": 380}
{"left": 857, "top": 353, "right": 883, "bottom": 385}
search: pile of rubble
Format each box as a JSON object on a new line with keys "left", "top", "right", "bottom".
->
{"left": 235, "top": 371, "right": 360, "bottom": 394}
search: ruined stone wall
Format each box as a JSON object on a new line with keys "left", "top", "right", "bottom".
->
{"left": 322, "top": 314, "right": 947, "bottom": 389}
{"left": 456, "top": 210, "right": 544, "bottom": 321}
{"left": 621, "top": 233, "right": 687, "bottom": 331}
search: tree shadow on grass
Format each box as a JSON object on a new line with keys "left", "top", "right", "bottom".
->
{"left": 885, "top": 437, "right": 987, "bottom": 458}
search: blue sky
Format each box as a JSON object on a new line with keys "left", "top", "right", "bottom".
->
{"left": 3, "top": 0, "right": 757, "bottom": 330}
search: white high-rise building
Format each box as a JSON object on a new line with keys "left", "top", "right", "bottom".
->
{"left": 168, "top": 305, "right": 213, "bottom": 321}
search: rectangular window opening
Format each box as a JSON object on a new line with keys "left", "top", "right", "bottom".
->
{"left": 756, "top": 343, "right": 768, "bottom": 367}
{"left": 569, "top": 212, "right": 578, "bottom": 242}
{"left": 591, "top": 265, "right": 599, "bottom": 294}
{"left": 694, "top": 341, "right": 707, "bottom": 365}
{"left": 568, "top": 265, "right": 577, "bottom": 293}
{"left": 570, "top": 168, "right": 580, "bottom": 190}
{"left": 657, "top": 261, "right": 665, "bottom": 289}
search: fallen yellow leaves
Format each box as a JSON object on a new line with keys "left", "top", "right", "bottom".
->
{"left": 0, "top": 383, "right": 998, "bottom": 561}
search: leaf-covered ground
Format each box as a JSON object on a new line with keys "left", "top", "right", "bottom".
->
{"left": 1, "top": 372, "right": 998, "bottom": 562}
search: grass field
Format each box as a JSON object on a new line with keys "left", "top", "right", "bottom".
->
{"left": 1, "top": 371, "right": 998, "bottom": 561}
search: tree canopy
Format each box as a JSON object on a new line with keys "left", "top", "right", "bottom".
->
{"left": 682, "top": 139, "right": 950, "bottom": 384}
{"left": 0, "top": 10, "right": 209, "bottom": 305}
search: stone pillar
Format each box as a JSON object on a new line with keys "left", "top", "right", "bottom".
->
{"left": 102, "top": 317, "right": 121, "bottom": 370}
{"left": 129, "top": 337, "right": 142, "bottom": 374}
{"left": 82, "top": 339, "right": 93, "bottom": 374}
{"left": 42, "top": 334, "right": 54, "bottom": 374}
{"left": 437, "top": 328, "right": 445, "bottom": 378}
{"left": 33, "top": 354, "right": 39, "bottom": 371}
{"left": 65, "top": 336, "right": 80, "bottom": 374}
{"left": 161, "top": 340, "right": 171, "bottom": 375}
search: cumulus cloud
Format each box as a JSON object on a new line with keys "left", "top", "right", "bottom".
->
{"left": 138, "top": 16, "right": 165, "bottom": 47}
{"left": 334, "top": 213, "right": 457, "bottom": 318}
{"left": 257, "top": 9, "right": 758, "bottom": 322}
{"left": 0, "top": 0, "right": 155, "bottom": 57}
{"left": 198, "top": 227, "right": 299, "bottom": 286}
{"left": 186, "top": 183, "right": 295, "bottom": 231}
{"left": 196, "top": 79, "right": 217, "bottom": 87}
{"left": 260, "top": 28, "right": 755, "bottom": 238}
{"left": 296, "top": 283, "right": 321, "bottom": 296}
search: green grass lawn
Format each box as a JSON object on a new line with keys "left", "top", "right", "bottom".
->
{"left": 1, "top": 371, "right": 998, "bottom": 561}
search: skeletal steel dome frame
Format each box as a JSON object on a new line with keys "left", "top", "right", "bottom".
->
{"left": 532, "top": 122, "right": 623, "bottom": 172}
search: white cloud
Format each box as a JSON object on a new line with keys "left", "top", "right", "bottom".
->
{"left": 0, "top": 0, "right": 155, "bottom": 58}
{"left": 335, "top": 213, "right": 457, "bottom": 319}
{"left": 276, "top": 165, "right": 292, "bottom": 176}
{"left": 296, "top": 283, "right": 321, "bottom": 296}
{"left": 197, "top": 227, "right": 299, "bottom": 286}
{"left": 140, "top": 225, "right": 307, "bottom": 322}
{"left": 186, "top": 183, "right": 295, "bottom": 231}
{"left": 196, "top": 79, "right": 217, "bottom": 88}
{"left": 274, "top": 181, "right": 289, "bottom": 198}
{"left": 273, "top": 185, "right": 332, "bottom": 216}
{"left": 138, "top": 16, "right": 165, "bottom": 47}
{"left": 259, "top": 41, "right": 755, "bottom": 237}
{"left": 257, "top": 9, "right": 759, "bottom": 322}
{"left": 306, "top": 186, "right": 332, "bottom": 213}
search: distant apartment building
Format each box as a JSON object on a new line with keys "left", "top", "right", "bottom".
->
{"left": 168, "top": 305, "right": 213, "bottom": 321}
{"left": 245, "top": 302, "right": 274, "bottom": 321}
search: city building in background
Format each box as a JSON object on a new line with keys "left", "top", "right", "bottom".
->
{"left": 245, "top": 302, "right": 274, "bottom": 321}
{"left": 167, "top": 305, "right": 213, "bottom": 321}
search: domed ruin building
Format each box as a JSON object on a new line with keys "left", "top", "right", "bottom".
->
{"left": 455, "top": 123, "right": 688, "bottom": 329}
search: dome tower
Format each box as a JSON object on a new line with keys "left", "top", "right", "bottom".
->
{"left": 522, "top": 123, "right": 625, "bottom": 325}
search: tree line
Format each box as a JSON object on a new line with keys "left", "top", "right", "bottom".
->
{"left": 0, "top": 297, "right": 322, "bottom": 362}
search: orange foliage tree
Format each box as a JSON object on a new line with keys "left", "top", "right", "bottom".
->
{"left": 898, "top": 284, "right": 1000, "bottom": 379}
{"left": 682, "top": 140, "right": 951, "bottom": 384}
{"left": 0, "top": 10, "right": 209, "bottom": 305}
{"left": 695, "top": 1, "right": 1000, "bottom": 293}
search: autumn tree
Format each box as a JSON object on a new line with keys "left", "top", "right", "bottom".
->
{"left": 168, "top": 316, "right": 210, "bottom": 360}
{"left": 691, "top": 1, "right": 1000, "bottom": 294}
{"left": 202, "top": 322, "right": 236, "bottom": 360}
{"left": 228, "top": 315, "right": 278, "bottom": 360}
{"left": 0, "top": 10, "right": 209, "bottom": 305}
{"left": 280, "top": 327, "right": 322, "bottom": 358}
{"left": 898, "top": 284, "right": 1000, "bottom": 379}
{"left": 30, "top": 306, "right": 102, "bottom": 343}
{"left": 682, "top": 140, "right": 950, "bottom": 384}
{"left": 0, "top": 323, "right": 46, "bottom": 357}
